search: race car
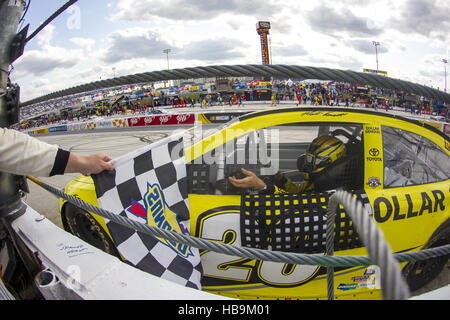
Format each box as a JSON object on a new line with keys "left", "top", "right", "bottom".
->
{"left": 59, "top": 107, "right": 450, "bottom": 300}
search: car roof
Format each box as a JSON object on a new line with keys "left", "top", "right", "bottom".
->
{"left": 238, "top": 107, "right": 449, "bottom": 141}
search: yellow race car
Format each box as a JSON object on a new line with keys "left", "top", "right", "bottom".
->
{"left": 59, "top": 107, "right": 450, "bottom": 300}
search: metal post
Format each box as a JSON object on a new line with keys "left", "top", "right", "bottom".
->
{"left": 373, "top": 41, "right": 380, "bottom": 71}
{"left": 163, "top": 49, "right": 171, "bottom": 70}
{"left": 0, "top": 0, "right": 27, "bottom": 218}
{"left": 443, "top": 59, "right": 448, "bottom": 93}
{"left": 0, "top": 1, "right": 25, "bottom": 89}
{"left": 163, "top": 49, "right": 171, "bottom": 88}
{"left": 376, "top": 46, "right": 379, "bottom": 71}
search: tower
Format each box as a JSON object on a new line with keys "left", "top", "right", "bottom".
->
{"left": 256, "top": 21, "right": 271, "bottom": 65}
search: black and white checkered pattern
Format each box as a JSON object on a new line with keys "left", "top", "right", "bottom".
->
{"left": 91, "top": 135, "right": 202, "bottom": 290}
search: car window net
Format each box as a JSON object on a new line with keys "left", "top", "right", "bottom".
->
{"left": 240, "top": 191, "right": 371, "bottom": 254}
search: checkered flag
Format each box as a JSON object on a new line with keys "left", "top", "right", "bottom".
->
{"left": 91, "top": 133, "right": 202, "bottom": 290}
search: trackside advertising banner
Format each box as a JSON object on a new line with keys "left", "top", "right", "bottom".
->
{"left": 444, "top": 123, "right": 450, "bottom": 136}
{"left": 28, "top": 114, "right": 197, "bottom": 134}
{"left": 127, "top": 114, "right": 195, "bottom": 127}
{"left": 48, "top": 125, "right": 68, "bottom": 133}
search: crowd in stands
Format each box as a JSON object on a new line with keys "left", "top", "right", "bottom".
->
{"left": 19, "top": 103, "right": 59, "bottom": 120}
{"left": 17, "top": 80, "right": 449, "bottom": 130}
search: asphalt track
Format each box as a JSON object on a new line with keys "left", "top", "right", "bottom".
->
{"left": 24, "top": 104, "right": 449, "bottom": 298}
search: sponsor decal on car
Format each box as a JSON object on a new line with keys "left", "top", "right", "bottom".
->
{"left": 127, "top": 183, "right": 194, "bottom": 258}
{"left": 337, "top": 283, "right": 357, "bottom": 291}
{"left": 373, "top": 190, "right": 446, "bottom": 223}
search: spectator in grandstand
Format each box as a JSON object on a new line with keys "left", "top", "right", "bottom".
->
{"left": 0, "top": 128, "right": 114, "bottom": 177}
{"left": 271, "top": 94, "right": 276, "bottom": 107}
{"left": 296, "top": 91, "right": 302, "bottom": 106}
{"left": 206, "top": 95, "right": 212, "bottom": 107}
{"left": 303, "top": 92, "right": 308, "bottom": 105}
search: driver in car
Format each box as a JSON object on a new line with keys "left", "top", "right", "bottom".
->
{"left": 228, "top": 135, "right": 347, "bottom": 194}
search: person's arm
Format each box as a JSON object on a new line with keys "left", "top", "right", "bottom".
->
{"left": 228, "top": 168, "right": 266, "bottom": 191}
{"left": 0, "top": 128, "right": 113, "bottom": 177}
{"left": 65, "top": 153, "right": 113, "bottom": 176}
{"left": 0, "top": 128, "right": 59, "bottom": 176}
{"left": 228, "top": 169, "right": 314, "bottom": 194}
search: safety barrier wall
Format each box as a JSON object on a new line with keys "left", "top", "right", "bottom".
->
{"left": 29, "top": 113, "right": 198, "bottom": 135}
{"left": 33, "top": 128, "right": 49, "bottom": 135}
{"left": 443, "top": 123, "right": 450, "bottom": 135}
{"left": 127, "top": 113, "right": 195, "bottom": 127}
{"left": 419, "top": 120, "right": 448, "bottom": 135}
{"left": 28, "top": 111, "right": 450, "bottom": 136}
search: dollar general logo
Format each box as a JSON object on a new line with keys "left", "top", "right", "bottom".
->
{"left": 127, "top": 183, "right": 193, "bottom": 258}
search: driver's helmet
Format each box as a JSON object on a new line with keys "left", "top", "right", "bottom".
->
{"left": 298, "top": 135, "right": 346, "bottom": 174}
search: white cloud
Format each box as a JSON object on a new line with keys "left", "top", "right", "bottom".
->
{"left": 110, "top": 0, "right": 279, "bottom": 21}
{"left": 345, "top": 40, "right": 389, "bottom": 55}
{"left": 35, "top": 24, "right": 55, "bottom": 46}
{"left": 100, "top": 27, "right": 247, "bottom": 65}
{"left": 15, "top": 48, "right": 80, "bottom": 77}
{"left": 390, "top": 0, "right": 450, "bottom": 43}
{"left": 70, "top": 37, "right": 96, "bottom": 51}
{"left": 10, "top": 0, "right": 450, "bottom": 102}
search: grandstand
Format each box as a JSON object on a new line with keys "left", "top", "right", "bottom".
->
{"left": 18, "top": 64, "right": 450, "bottom": 129}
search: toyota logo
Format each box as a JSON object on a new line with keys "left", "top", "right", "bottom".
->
{"left": 369, "top": 148, "right": 380, "bottom": 157}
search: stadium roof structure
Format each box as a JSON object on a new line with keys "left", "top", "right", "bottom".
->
{"left": 22, "top": 64, "right": 450, "bottom": 106}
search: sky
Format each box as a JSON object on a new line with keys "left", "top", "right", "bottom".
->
{"left": 9, "top": 0, "right": 450, "bottom": 102}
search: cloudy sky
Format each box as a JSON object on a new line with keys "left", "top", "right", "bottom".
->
{"left": 10, "top": 0, "right": 450, "bottom": 102}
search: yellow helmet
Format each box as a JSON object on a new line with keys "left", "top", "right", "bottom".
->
{"left": 303, "top": 135, "right": 346, "bottom": 174}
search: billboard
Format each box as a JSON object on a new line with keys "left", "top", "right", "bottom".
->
{"left": 363, "top": 68, "right": 388, "bottom": 77}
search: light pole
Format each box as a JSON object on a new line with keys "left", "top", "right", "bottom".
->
{"left": 163, "top": 49, "right": 171, "bottom": 70}
{"left": 372, "top": 41, "right": 380, "bottom": 71}
{"left": 443, "top": 59, "right": 448, "bottom": 93}
{"left": 112, "top": 67, "right": 116, "bottom": 78}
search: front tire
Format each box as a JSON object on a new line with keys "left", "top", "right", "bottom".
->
{"left": 63, "top": 203, "right": 121, "bottom": 259}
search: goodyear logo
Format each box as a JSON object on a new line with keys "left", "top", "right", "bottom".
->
{"left": 127, "top": 183, "right": 193, "bottom": 258}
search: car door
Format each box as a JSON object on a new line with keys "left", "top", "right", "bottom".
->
{"left": 363, "top": 123, "right": 450, "bottom": 253}
{"left": 186, "top": 117, "right": 369, "bottom": 294}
